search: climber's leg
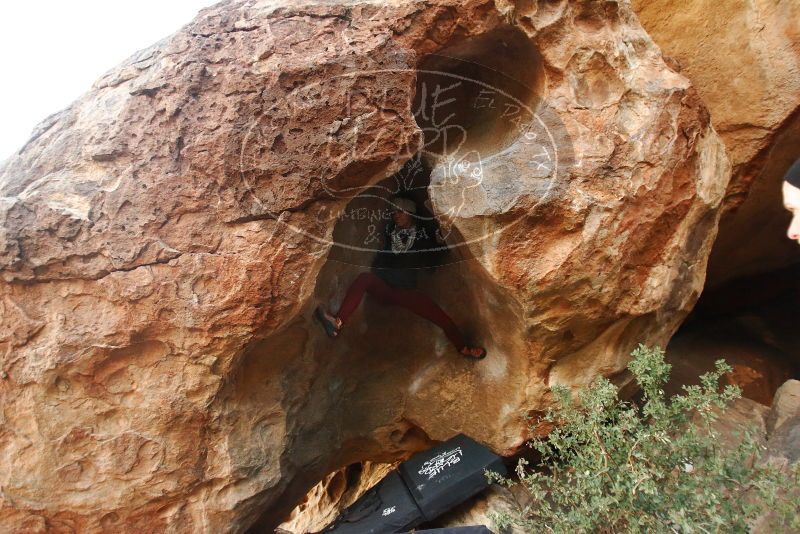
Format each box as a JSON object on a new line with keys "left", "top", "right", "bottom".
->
{"left": 335, "top": 272, "right": 394, "bottom": 324}
{"left": 383, "top": 289, "right": 467, "bottom": 351}
{"left": 324, "top": 273, "right": 485, "bottom": 357}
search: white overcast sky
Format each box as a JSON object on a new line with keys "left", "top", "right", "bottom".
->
{"left": 0, "top": 0, "right": 216, "bottom": 162}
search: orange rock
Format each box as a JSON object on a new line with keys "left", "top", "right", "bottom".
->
{"left": 632, "top": 0, "right": 800, "bottom": 286}
{"left": 0, "top": 1, "right": 730, "bottom": 531}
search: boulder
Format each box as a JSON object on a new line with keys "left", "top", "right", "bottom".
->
{"left": 766, "top": 416, "right": 800, "bottom": 466}
{"left": 766, "top": 379, "right": 800, "bottom": 435}
{"left": 0, "top": 0, "right": 729, "bottom": 531}
{"left": 765, "top": 379, "right": 800, "bottom": 466}
{"left": 631, "top": 0, "right": 800, "bottom": 286}
{"left": 755, "top": 380, "right": 800, "bottom": 533}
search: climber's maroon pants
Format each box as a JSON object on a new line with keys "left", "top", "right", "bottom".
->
{"left": 336, "top": 272, "right": 466, "bottom": 350}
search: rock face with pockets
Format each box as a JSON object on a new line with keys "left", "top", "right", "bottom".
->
{"left": 632, "top": 0, "right": 800, "bottom": 286}
{"left": 0, "top": 0, "right": 729, "bottom": 531}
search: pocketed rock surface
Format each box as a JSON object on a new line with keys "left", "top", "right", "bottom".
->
{"left": 0, "top": 0, "right": 731, "bottom": 531}
{"left": 632, "top": 0, "right": 800, "bottom": 286}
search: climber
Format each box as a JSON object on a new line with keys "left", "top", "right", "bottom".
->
{"left": 782, "top": 158, "right": 800, "bottom": 244}
{"left": 314, "top": 196, "right": 487, "bottom": 359}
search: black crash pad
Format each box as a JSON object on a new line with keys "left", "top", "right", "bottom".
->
{"left": 398, "top": 434, "right": 507, "bottom": 521}
{"left": 407, "top": 527, "right": 494, "bottom": 533}
{"left": 319, "top": 471, "right": 423, "bottom": 534}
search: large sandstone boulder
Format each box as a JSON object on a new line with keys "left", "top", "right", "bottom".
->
{"left": 766, "top": 379, "right": 800, "bottom": 454}
{"left": 0, "top": 0, "right": 729, "bottom": 531}
{"left": 631, "top": 0, "right": 800, "bottom": 286}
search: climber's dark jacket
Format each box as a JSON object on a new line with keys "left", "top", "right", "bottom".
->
{"left": 371, "top": 219, "right": 443, "bottom": 289}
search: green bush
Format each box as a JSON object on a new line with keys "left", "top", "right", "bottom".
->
{"left": 489, "top": 345, "right": 800, "bottom": 533}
